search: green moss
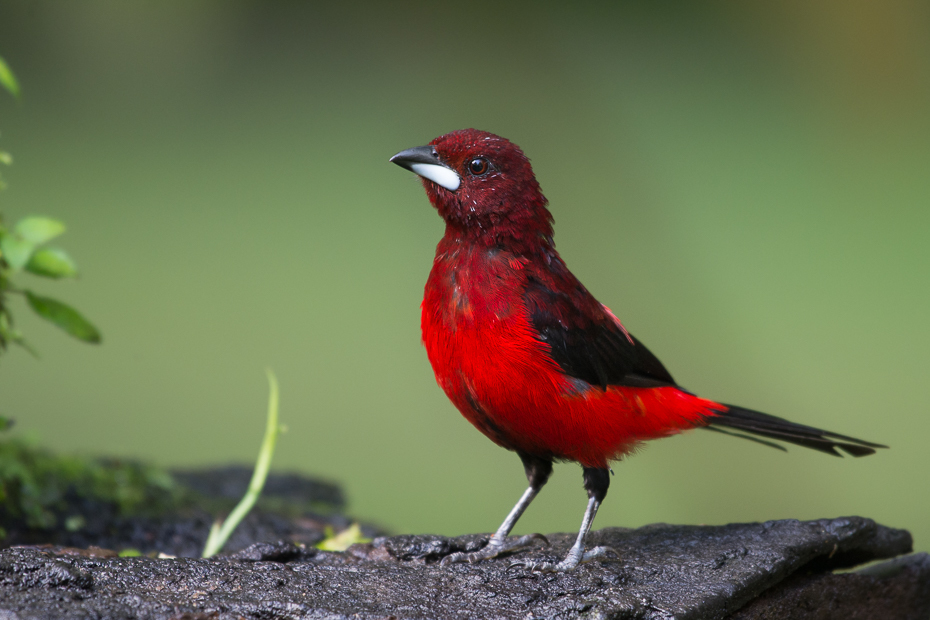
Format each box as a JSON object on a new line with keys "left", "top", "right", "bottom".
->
{"left": 0, "top": 435, "right": 181, "bottom": 532}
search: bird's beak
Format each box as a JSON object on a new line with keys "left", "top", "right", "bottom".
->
{"left": 390, "top": 145, "right": 461, "bottom": 192}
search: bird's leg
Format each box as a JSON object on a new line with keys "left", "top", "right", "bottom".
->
{"left": 513, "top": 467, "right": 618, "bottom": 572}
{"left": 440, "top": 453, "right": 552, "bottom": 565}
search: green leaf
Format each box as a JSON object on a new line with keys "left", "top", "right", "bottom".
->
{"left": 1, "top": 218, "right": 66, "bottom": 270}
{"left": 316, "top": 523, "right": 371, "bottom": 551}
{"left": 0, "top": 56, "right": 20, "bottom": 98}
{"left": 0, "top": 234, "right": 34, "bottom": 270}
{"left": 14, "top": 217, "right": 65, "bottom": 245}
{"left": 25, "top": 247, "right": 78, "bottom": 278}
{"left": 0, "top": 151, "right": 11, "bottom": 165}
{"left": 25, "top": 291, "right": 101, "bottom": 343}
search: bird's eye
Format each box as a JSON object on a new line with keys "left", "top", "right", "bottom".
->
{"left": 468, "top": 157, "right": 490, "bottom": 175}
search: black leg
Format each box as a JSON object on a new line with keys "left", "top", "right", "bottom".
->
{"left": 521, "top": 452, "right": 553, "bottom": 491}
{"left": 582, "top": 466, "right": 610, "bottom": 503}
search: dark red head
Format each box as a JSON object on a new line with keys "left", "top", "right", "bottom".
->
{"left": 391, "top": 129, "right": 553, "bottom": 245}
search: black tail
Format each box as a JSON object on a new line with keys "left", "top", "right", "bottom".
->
{"left": 706, "top": 405, "right": 887, "bottom": 457}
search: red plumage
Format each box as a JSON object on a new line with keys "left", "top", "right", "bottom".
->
{"left": 391, "top": 128, "right": 883, "bottom": 571}
{"left": 421, "top": 235, "right": 719, "bottom": 469}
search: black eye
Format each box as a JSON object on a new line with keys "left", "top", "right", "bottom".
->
{"left": 468, "top": 157, "right": 490, "bottom": 175}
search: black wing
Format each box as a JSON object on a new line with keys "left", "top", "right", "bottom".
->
{"left": 524, "top": 274, "right": 676, "bottom": 390}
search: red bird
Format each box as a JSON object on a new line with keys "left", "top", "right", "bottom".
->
{"left": 390, "top": 129, "right": 885, "bottom": 572}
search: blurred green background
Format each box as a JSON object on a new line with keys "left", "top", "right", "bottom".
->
{"left": 0, "top": 1, "right": 927, "bottom": 552}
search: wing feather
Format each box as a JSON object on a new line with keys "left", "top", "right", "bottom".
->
{"left": 523, "top": 264, "right": 675, "bottom": 389}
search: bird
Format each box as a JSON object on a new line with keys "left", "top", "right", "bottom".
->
{"left": 389, "top": 128, "right": 886, "bottom": 572}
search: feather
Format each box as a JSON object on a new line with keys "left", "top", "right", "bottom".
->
{"left": 707, "top": 405, "right": 887, "bottom": 457}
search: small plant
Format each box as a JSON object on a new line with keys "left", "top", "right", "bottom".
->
{"left": 202, "top": 370, "right": 284, "bottom": 558}
{"left": 0, "top": 215, "right": 102, "bottom": 355}
{"left": 0, "top": 55, "right": 100, "bottom": 358}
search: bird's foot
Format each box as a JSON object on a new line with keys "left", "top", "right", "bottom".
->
{"left": 440, "top": 533, "right": 549, "bottom": 566}
{"left": 510, "top": 545, "right": 619, "bottom": 573}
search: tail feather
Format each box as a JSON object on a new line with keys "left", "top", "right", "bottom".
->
{"left": 706, "top": 405, "right": 887, "bottom": 457}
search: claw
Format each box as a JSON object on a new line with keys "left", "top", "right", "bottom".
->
{"left": 440, "top": 533, "right": 548, "bottom": 566}
{"left": 510, "top": 545, "right": 620, "bottom": 573}
{"left": 586, "top": 546, "right": 620, "bottom": 561}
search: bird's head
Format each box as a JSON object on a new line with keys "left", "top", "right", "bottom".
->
{"left": 391, "top": 129, "right": 552, "bottom": 245}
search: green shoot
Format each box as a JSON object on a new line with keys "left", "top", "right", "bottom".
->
{"left": 202, "top": 369, "right": 282, "bottom": 558}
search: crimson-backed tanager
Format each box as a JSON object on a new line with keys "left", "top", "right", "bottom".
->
{"left": 390, "top": 129, "right": 885, "bottom": 572}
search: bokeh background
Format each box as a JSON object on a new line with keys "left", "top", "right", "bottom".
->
{"left": 0, "top": 1, "right": 927, "bottom": 552}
